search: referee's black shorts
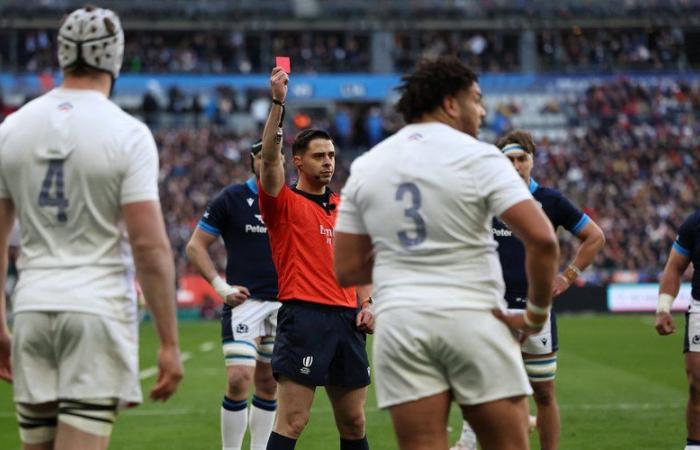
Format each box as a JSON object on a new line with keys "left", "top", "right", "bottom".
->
{"left": 272, "top": 300, "right": 371, "bottom": 387}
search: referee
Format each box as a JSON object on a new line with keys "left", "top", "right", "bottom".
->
{"left": 259, "top": 67, "right": 374, "bottom": 450}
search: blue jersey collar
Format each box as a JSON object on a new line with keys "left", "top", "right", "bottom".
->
{"left": 528, "top": 178, "right": 539, "bottom": 194}
{"left": 246, "top": 177, "right": 259, "bottom": 195}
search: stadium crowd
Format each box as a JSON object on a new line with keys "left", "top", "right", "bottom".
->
{"left": 1, "top": 27, "right": 696, "bottom": 74}
{"left": 153, "top": 78, "right": 700, "bottom": 286}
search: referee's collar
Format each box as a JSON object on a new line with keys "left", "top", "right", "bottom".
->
{"left": 292, "top": 185, "right": 336, "bottom": 213}
{"left": 246, "top": 177, "right": 259, "bottom": 195}
{"left": 528, "top": 178, "right": 539, "bottom": 194}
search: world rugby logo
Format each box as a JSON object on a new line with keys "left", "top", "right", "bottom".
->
{"left": 300, "top": 356, "right": 313, "bottom": 375}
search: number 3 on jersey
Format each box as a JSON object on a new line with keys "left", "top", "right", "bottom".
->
{"left": 38, "top": 159, "right": 69, "bottom": 223}
{"left": 395, "top": 182, "right": 426, "bottom": 247}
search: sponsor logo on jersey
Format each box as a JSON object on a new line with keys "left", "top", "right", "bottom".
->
{"left": 492, "top": 227, "right": 513, "bottom": 237}
{"left": 58, "top": 102, "right": 73, "bottom": 112}
{"left": 301, "top": 356, "right": 313, "bottom": 375}
{"left": 245, "top": 215, "right": 268, "bottom": 234}
{"left": 320, "top": 224, "right": 334, "bottom": 245}
{"left": 236, "top": 323, "right": 249, "bottom": 334}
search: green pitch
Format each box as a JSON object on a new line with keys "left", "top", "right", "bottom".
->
{"left": 0, "top": 314, "right": 687, "bottom": 449}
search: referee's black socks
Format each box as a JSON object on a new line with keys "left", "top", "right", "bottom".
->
{"left": 340, "top": 436, "right": 369, "bottom": 450}
{"left": 267, "top": 431, "right": 296, "bottom": 449}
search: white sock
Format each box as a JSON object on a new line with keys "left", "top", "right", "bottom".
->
{"left": 221, "top": 397, "right": 248, "bottom": 450}
{"left": 686, "top": 446, "right": 700, "bottom": 450}
{"left": 249, "top": 396, "right": 277, "bottom": 450}
{"left": 459, "top": 420, "right": 477, "bottom": 445}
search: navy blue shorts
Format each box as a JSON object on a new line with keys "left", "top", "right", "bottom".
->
{"left": 272, "top": 301, "right": 371, "bottom": 387}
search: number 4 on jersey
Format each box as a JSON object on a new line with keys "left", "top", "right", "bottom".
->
{"left": 38, "top": 159, "right": 69, "bottom": 223}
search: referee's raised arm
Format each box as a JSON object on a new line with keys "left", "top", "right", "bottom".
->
{"left": 260, "top": 67, "right": 288, "bottom": 197}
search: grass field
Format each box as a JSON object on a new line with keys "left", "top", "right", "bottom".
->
{"left": 0, "top": 314, "right": 689, "bottom": 449}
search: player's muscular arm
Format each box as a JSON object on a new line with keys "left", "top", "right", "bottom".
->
{"left": 186, "top": 228, "right": 220, "bottom": 283}
{"left": 123, "top": 200, "right": 183, "bottom": 400}
{"left": 335, "top": 232, "right": 374, "bottom": 286}
{"left": 0, "top": 198, "right": 15, "bottom": 382}
{"left": 553, "top": 220, "right": 605, "bottom": 296}
{"left": 260, "top": 67, "right": 288, "bottom": 197}
{"left": 499, "top": 199, "right": 559, "bottom": 311}
{"left": 655, "top": 249, "right": 690, "bottom": 335}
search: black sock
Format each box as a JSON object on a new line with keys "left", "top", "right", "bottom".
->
{"left": 687, "top": 438, "right": 700, "bottom": 446}
{"left": 267, "top": 431, "right": 297, "bottom": 450}
{"left": 340, "top": 436, "right": 369, "bottom": 450}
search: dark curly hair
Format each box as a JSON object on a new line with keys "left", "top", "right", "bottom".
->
{"left": 396, "top": 56, "right": 479, "bottom": 124}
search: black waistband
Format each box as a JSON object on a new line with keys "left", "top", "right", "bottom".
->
{"left": 282, "top": 299, "right": 357, "bottom": 312}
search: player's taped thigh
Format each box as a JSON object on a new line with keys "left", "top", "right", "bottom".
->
{"left": 57, "top": 398, "right": 118, "bottom": 437}
{"left": 223, "top": 338, "right": 258, "bottom": 367}
{"left": 16, "top": 402, "right": 58, "bottom": 444}
{"left": 524, "top": 355, "right": 557, "bottom": 382}
{"left": 257, "top": 336, "right": 275, "bottom": 364}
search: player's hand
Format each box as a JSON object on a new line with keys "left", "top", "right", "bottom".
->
{"left": 0, "top": 330, "right": 12, "bottom": 383}
{"left": 270, "top": 67, "right": 289, "bottom": 103}
{"left": 655, "top": 311, "right": 676, "bottom": 335}
{"left": 492, "top": 308, "right": 544, "bottom": 344}
{"left": 551, "top": 274, "right": 571, "bottom": 297}
{"left": 150, "top": 345, "right": 184, "bottom": 402}
{"left": 356, "top": 304, "right": 375, "bottom": 334}
{"left": 224, "top": 285, "right": 250, "bottom": 308}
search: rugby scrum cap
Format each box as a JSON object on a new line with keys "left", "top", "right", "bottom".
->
{"left": 57, "top": 5, "right": 125, "bottom": 79}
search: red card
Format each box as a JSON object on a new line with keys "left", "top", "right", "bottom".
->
{"left": 275, "top": 56, "right": 291, "bottom": 74}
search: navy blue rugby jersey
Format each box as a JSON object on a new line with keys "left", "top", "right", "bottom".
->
{"left": 492, "top": 178, "right": 590, "bottom": 308}
{"left": 673, "top": 209, "right": 700, "bottom": 300}
{"left": 197, "top": 178, "right": 278, "bottom": 306}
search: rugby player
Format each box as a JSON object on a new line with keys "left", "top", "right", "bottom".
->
{"left": 454, "top": 130, "right": 605, "bottom": 450}
{"left": 259, "top": 67, "right": 374, "bottom": 450}
{"left": 0, "top": 6, "right": 183, "bottom": 449}
{"left": 334, "top": 56, "right": 560, "bottom": 450}
{"left": 187, "top": 140, "right": 282, "bottom": 450}
{"left": 655, "top": 209, "right": 700, "bottom": 450}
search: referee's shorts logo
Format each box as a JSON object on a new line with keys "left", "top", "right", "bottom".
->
{"left": 301, "top": 356, "right": 313, "bottom": 375}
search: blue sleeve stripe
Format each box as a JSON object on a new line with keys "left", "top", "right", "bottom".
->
{"left": 197, "top": 220, "right": 220, "bottom": 236}
{"left": 571, "top": 214, "right": 590, "bottom": 235}
{"left": 673, "top": 241, "right": 691, "bottom": 257}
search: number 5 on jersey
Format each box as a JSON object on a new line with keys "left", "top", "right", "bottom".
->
{"left": 395, "top": 182, "right": 426, "bottom": 247}
{"left": 38, "top": 159, "right": 69, "bottom": 223}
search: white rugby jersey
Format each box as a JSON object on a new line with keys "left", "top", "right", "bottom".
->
{"left": 0, "top": 88, "right": 159, "bottom": 322}
{"left": 336, "top": 122, "right": 532, "bottom": 314}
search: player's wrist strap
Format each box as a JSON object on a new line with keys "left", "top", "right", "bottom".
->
{"left": 211, "top": 276, "right": 240, "bottom": 299}
{"left": 562, "top": 264, "right": 582, "bottom": 283}
{"left": 524, "top": 301, "right": 550, "bottom": 330}
{"left": 361, "top": 296, "right": 373, "bottom": 307}
{"left": 657, "top": 293, "right": 675, "bottom": 314}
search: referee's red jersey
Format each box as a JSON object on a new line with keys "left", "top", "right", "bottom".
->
{"left": 258, "top": 182, "right": 357, "bottom": 309}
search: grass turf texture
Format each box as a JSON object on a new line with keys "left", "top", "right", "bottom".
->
{"left": 0, "top": 314, "right": 687, "bottom": 449}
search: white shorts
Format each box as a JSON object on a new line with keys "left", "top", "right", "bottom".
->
{"left": 373, "top": 308, "right": 532, "bottom": 409}
{"left": 222, "top": 299, "right": 281, "bottom": 366}
{"left": 506, "top": 309, "right": 557, "bottom": 355}
{"left": 12, "top": 312, "right": 141, "bottom": 405}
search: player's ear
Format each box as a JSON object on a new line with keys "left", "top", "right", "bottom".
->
{"left": 293, "top": 154, "right": 302, "bottom": 170}
{"left": 442, "top": 95, "right": 459, "bottom": 119}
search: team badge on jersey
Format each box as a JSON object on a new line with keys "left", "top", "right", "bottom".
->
{"left": 236, "top": 323, "right": 249, "bottom": 334}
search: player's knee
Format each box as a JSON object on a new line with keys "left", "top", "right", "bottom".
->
{"left": 226, "top": 366, "right": 254, "bottom": 398}
{"left": 57, "top": 398, "right": 118, "bottom": 437}
{"left": 279, "top": 409, "right": 311, "bottom": 438}
{"left": 16, "top": 402, "right": 58, "bottom": 444}
{"left": 531, "top": 382, "right": 556, "bottom": 406}
{"left": 254, "top": 367, "right": 277, "bottom": 398}
{"left": 336, "top": 411, "right": 366, "bottom": 439}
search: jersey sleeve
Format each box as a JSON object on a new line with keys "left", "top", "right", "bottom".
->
{"left": 197, "top": 192, "right": 228, "bottom": 237}
{"left": 474, "top": 149, "right": 533, "bottom": 217}
{"left": 556, "top": 194, "right": 590, "bottom": 236}
{"left": 258, "top": 181, "right": 292, "bottom": 228}
{"left": 120, "top": 123, "right": 159, "bottom": 205}
{"left": 336, "top": 162, "right": 368, "bottom": 235}
{"left": 674, "top": 212, "right": 698, "bottom": 258}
